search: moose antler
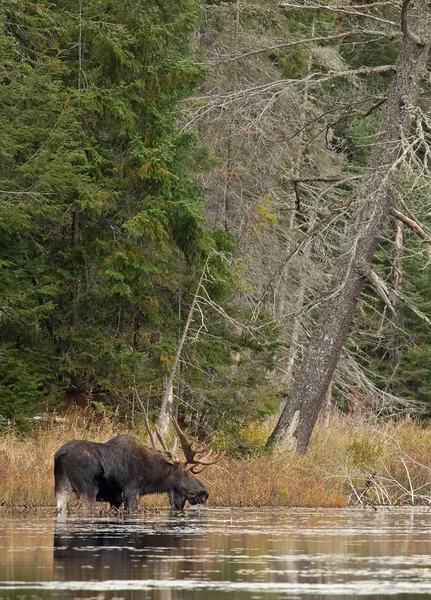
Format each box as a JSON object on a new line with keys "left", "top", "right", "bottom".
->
{"left": 171, "top": 417, "right": 224, "bottom": 474}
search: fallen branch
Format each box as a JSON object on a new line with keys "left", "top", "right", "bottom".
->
{"left": 390, "top": 208, "right": 431, "bottom": 245}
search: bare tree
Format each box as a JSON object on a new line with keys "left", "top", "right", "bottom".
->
{"left": 267, "top": 1, "right": 431, "bottom": 453}
{"left": 157, "top": 254, "right": 213, "bottom": 434}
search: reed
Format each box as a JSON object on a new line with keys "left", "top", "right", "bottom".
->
{"left": 1, "top": 411, "right": 431, "bottom": 509}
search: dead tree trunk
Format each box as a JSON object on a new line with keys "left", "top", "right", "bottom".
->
{"left": 157, "top": 254, "right": 211, "bottom": 434}
{"left": 267, "top": 3, "right": 431, "bottom": 454}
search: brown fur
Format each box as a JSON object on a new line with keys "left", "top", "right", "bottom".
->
{"left": 54, "top": 435, "right": 208, "bottom": 514}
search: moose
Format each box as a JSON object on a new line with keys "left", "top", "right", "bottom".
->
{"left": 54, "top": 418, "right": 223, "bottom": 514}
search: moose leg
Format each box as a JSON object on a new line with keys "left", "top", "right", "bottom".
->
{"left": 110, "top": 493, "right": 123, "bottom": 510}
{"left": 169, "top": 490, "right": 186, "bottom": 513}
{"left": 59, "top": 453, "right": 103, "bottom": 514}
{"left": 80, "top": 489, "right": 98, "bottom": 513}
{"left": 54, "top": 456, "right": 74, "bottom": 515}
{"left": 69, "top": 473, "right": 99, "bottom": 513}
{"left": 55, "top": 478, "right": 73, "bottom": 515}
{"left": 96, "top": 482, "right": 123, "bottom": 510}
{"left": 123, "top": 487, "right": 139, "bottom": 512}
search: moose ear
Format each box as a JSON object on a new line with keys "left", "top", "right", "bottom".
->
{"left": 161, "top": 450, "right": 181, "bottom": 466}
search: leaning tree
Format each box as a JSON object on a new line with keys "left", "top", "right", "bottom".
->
{"left": 267, "top": 0, "right": 431, "bottom": 453}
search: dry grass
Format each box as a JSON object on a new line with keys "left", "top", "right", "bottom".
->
{"left": 0, "top": 410, "right": 125, "bottom": 509}
{"left": 1, "top": 411, "right": 431, "bottom": 510}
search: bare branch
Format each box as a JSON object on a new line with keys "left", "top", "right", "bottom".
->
{"left": 0, "top": 190, "right": 51, "bottom": 196}
{"left": 132, "top": 383, "right": 157, "bottom": 449}
{"left": 157, "top": 252, "right": 215, "bottom": 433}
{"left": 211, "top": 31, "right": 396, "bottom": 65}
{"left": 401, "top": 0, "right": 424, "bottom": 46}
{"left": 283, "top": 1, "right": 398, "bottom": 8}
{"left": 184, "top": 65, "right": 396, "bottom": 124}
{"left": 390, "top": 208, "right": 431, "bottom": 245}
{"left": 279, "top": 2, "right": 399, "bottom": 27}
{"left": 290, "top": 175, "right": 362, "bottom": 184}
{"left": 360, "top": 97, "right": 387, "bottom": 117}
{"left": 366, "top": 268, "right": 397, "bottom": 315}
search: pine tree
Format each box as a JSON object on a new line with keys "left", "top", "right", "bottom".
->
{"left": 0, "top": 0, "right": 220, "bottom": 421}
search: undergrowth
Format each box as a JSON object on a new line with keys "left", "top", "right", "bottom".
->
{"left": 1, "top": 410, "right": 431, "bottom": 510}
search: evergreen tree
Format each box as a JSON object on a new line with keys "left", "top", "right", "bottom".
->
{"left": 1, "top": 0, "right": 275, "bottom": 436}
{"left": 0, "top": 0, "right": 211, "bottom": 420}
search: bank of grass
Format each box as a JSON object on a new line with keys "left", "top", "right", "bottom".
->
{"left": 1, "top": 410, "right": 431, "bottom": 509}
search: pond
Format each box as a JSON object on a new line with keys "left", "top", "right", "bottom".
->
{"left": 1, "top": 508, "right": 431, "bottom": 599}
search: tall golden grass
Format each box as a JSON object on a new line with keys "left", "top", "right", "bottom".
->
{"left": 1, "top": 410, "right": 431, "bottom": 509}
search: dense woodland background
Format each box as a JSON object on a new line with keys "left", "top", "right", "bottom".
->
{"left": 1, "top": 0, "right": 431, "bottom": 449}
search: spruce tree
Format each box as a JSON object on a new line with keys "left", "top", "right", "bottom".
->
{"left": 0, "top": 0, "right": 220, "bottom": 421}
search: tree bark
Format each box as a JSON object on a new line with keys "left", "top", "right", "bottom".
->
{"left": 281, "top": 17, "right": 315, "bottom": 387}
{"left": 267, "top": 4, "right": 431, "bottom": 454}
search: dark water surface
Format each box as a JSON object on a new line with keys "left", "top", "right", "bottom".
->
{"left": 1, "top": 508, "right": 431, "bottom": 599}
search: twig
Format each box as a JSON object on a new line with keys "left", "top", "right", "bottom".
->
{"left": 365, "top": 267, "right": 397, "bottom": 315}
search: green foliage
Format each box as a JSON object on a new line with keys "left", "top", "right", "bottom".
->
{"left": 0, "top": 0, "right": 278, "bottom": 435}
{"left": 0, "top": 0, "right": 205, "bottom": 418}
{"left": 389, "top": 244, "right": 431, "bottom": 415}
{"left": 351, "top": 210, "right": 431, "bottom": 418}
{"left": 396, "top": 346, "right": 431, "bottom": 407}
{"left": 334, "top": 115, "right": 380, "bottom": 168}
{"left": 0, "top": 345, "right": 56, "bottom": 425}
{"left": 346, "top": 437, "right": 382, "bottom": 469}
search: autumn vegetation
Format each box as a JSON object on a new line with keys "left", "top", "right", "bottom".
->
{"left": 1, "top": 410, "right": 431, "bottom": 510}
{"left": 2, "top": 0, "right": 431, "bottom": 503}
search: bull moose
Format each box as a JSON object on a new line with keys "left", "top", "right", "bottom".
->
{"left": 54, "top": 418, "right": 223, "bottom": 514}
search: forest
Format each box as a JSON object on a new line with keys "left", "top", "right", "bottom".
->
{"left": 1, "top": 0, "right": 431, "bottom": 506}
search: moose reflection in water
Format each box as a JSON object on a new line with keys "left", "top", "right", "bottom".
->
{"left": 54, "top": 515, "right": 208, "bottom": 583}
{"left": 2, "top": 510, "right": 431, "bottom": 599}
{"left": 54, "top": 417, "right": 223, "bottom": 514}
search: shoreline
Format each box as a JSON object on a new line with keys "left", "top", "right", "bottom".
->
{"left": 2, "top": 411, "right": 431, "bottom": 509}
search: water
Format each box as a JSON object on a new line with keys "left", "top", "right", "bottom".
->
{"left": 1, "top": 508, "right": 431, "bottom": 599}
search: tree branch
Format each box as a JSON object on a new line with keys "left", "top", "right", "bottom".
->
{"left": 289, "top": 175, "right": 362, "bottom": 184}
{"left": 186, "top": 65, "right": 396, "bottom": 113}
{"left": 279, "top": 2, "right": 398, "bottom": 27}
{"left": 365, "top": 267, "right": 396, "bottom": 315}
{"left": 360, "top": 97, "right": 387, "bottom": 117}
{"left": 390, "top": 208, "right": 431, "bottom": 245}
{"left": 401, "top": 0, "right": 424, "bottom": 46}
{"left": 133, "top": 383, "right": 157, "bottom": 449}
{"left": 212, "top": 31, "right": 392, "bottom": 64}
{"left": 156, "top": 252, "right": 216, "bottom": 433}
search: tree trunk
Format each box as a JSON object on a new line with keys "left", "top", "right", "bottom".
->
{"left": 156, "top": 255, "right": 211, "bottom": 434}
{"left": 281, "top": 17, "right": 315, "bottom": 387}
{"left": 267, "top": 4, "right": 431, "bottom": 454}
